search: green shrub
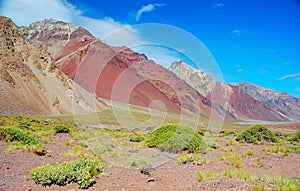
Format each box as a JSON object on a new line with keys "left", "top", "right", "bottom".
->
{"left": 0, "top": 127, "right": 39, "bottom": 145}
{"left": 54, "top": 125, "right": 70, "bottom": 134}
{"left": 235, "top": 124, "right": 279, "bottom": 143}
{"left": 219, "top": 130, "right": 236, "bottom": 137}
{"left": 288, "top": 130, "right": 300, "bottom": 142}
{"left": 145, "top": 124, "right": 203, "bottom": 153}
{"left": 197, "top": 129, "right": 206, "bottom": 136}
{"left": 242, "top": 149, "right": 257, "bottom": 158}
{"left": 287, "top": 146, "right": 300, "bottom": 153}
{"left": 129, "top": 135, "right": 144, "bottom": 142}
{"left": 197, "top": 171, "right": 206, "bottom": 182}
{"left": 18, "top": 122, "right": 33, "bottom": 130}
{"left": 30, "top": 157, "right": 103, "bottom": 189}
{"left": 177, "top": 153, "right": 201, "bottom": 165}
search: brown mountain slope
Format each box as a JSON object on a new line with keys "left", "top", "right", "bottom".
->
{"left": 0, "top": 16, "right": 106, "bottom": 115}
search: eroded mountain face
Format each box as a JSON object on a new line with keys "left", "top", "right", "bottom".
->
{"left": 0, "top": 16, "right": 105, "bottom": 115}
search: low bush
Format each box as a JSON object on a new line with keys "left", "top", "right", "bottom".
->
{"left": 177, "top": 153, "right": 201, "bottom": 165}
{"left": 0, "top": 127, "right": 39, "bottom": 145}
{"left": 145, "top": 124, "right": 203, "bottom": 153}
{"left": 220, "top": 152, "right": 241, "bottom": 168}
{"left": 30, "top": 157, "right": 103, "bottom": 189}
{"left": 197, "top": 171, "right": 206, "bottom": 182}
{"left": 235, "top": 124, "right": 279, "bottom": 143}
{"left": 288, "top": 130, "right": 300, "bottom": 142}
{"left": 242, "top": 150, "right": 257, "bottom": 158}
{"left": 219, "top": 130, "right": 236, "bottom": 137}
{"left": 18, "top": 122, "right": 33, "bottom": 130}
{"left": 224, "top": 167, "right": 251, "bottom": 180}
{"left": 263, "top": 146, "right": 300, "bottom": 154}
{"left": 127, "top": 156, "right": 152, "bottom": 169}
{"left": 54, "top": 125, "right": 70, "bottom": 134}
{"left": 129, "top": 135, "right": 144, "bottom": 142}
{"left": 4, "top": 141, "right": 45, "bottom": 155}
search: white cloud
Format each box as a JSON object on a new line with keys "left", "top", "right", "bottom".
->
{"left": 236, "top": 68, "right": 243, "bottom": 73}
{"left": 295, "top": 88, "right": 300, "bottom": 92}
{"left": 260, "top": 68, "right": 267, "bottom": 74}
{"left": 76, "top": 16, "right": 144, "bottom": 46}
{"left": 279, "top": 72, "right": 300, "bottom": 80}
{"left": 212, "top": 3, "right": 224, "bottom": 8}
{"left": 231, "top": 29, "right": 242, "bottom": 36}
{"left": 136, "top": 3, "right": 165, "bottom": 22}
{"left": 0, "top": 0, "right": 79, "bottom": 26}
{"left": 0, "top": 0, "right": 144, "bottom": 46}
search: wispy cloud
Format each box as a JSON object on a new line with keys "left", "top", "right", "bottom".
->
{"left": 295, "top": 78, "right": 300, "bottom": 81}
{"left": 237, "top": 68, "right": 243, "bottom": 73}
{"left": 279, "top": 72, "right": 300, "bottom": 80}
{"left": 232, "top": 29, "right": 242, "bottom": 36}
{"left": 295, "top": 88, "right": 300, "bottom": 92}
{"left": 136, "top": 3, "right": 165, "bottom": 22}
{"left": 261, "top": 70, "right": 267, "bottom": 74}
{"left": 0, "top": 0, "right": 144, "bottom": 46}
{"left": 212, "top": 3, "right": 224, "bottom": 8}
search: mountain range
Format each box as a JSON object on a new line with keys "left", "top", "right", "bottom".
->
{"left": 1, "top": 16, "right": 299, "bottom": 122}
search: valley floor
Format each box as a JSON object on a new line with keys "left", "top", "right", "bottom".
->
{"left": 1, "top": 126, "right": 299, "bottom": 191}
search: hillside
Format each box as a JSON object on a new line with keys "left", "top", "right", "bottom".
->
{"left": 0, "top": 16, "right": 106, "bottom": 115}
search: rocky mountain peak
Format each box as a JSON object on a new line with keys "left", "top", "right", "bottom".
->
{"left": 169, "top": 61, "right": 215, "bottom": 96}
{"left": 19, "top": 18, "right": 94, "bottom": 58}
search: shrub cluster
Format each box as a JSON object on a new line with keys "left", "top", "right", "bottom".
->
{"left": 145, "top": 124, "right": 202, "bottom": 153}
{"left": 54, "top": 125, "right": 70, "bottom": 134}
{"left": 129, "top": 135, "right": 144, "bottom": 142}
{"left": 0, "top": 127, "right": 39, "bottom": 145}
{"left": 30, "top": 157, "right": 102, "bottom": 189}
{"left": 177, "top": 153, "right": 201, "bottom": 165}
{"left": 288, "top": 130, "right": 300, "bottom": 142}
{"left": 235, "top": 124, "right": 279, "bottom": 143}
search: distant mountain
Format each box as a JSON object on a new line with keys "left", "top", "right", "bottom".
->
{"left": 0, "top": 16, "right": 105, "bottom": 115}
{"left": 169, "top": 61, "right": 215, "bottom": 97}
{"left": 238, "top": 82, "right": 300, "bottom": 121}
{"left": 20, "top": 18, "right": 233, "bottom": 120}
{"left": 169, "top": 61, "right": 300, "bottom": 122}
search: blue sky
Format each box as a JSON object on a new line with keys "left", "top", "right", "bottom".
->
{"left": 0, "top": 0, "right": 299, "bottom": 97}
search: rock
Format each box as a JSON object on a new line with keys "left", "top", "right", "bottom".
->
{"left": 147, "top": 177, "right": 155, "bottom": 182}
{"left": 128, "top": 148, "right": 139, "bottom": 153}
{"left": 140, "top": 168, "right": 151, "bottom": 176}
